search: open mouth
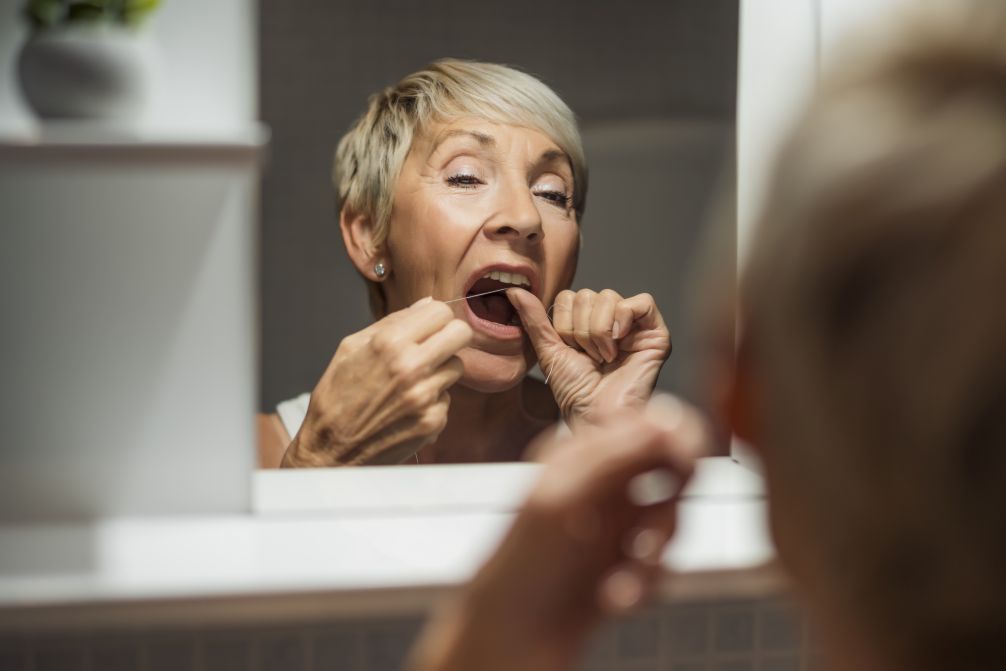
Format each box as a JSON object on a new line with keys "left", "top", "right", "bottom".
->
{"left": 464, "top": 269, "right": 532, "bottom": 331}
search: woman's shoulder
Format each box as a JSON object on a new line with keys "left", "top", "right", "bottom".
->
{"left": 257, "top": 412, "right": 291, "bottom": 469}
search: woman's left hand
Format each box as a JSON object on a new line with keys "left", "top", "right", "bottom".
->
{"left": 506, "top": 288, "right": 671, "bottom": 429}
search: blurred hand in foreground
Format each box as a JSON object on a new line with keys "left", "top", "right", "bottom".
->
{"left": 408, "top": 396, "right": 709, "bottom": 671}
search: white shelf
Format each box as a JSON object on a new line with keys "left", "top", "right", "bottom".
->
{"left": 253, "top": 456, "right": 766, "bottom": 514}
{"left": 0, "top": 122, "right": 269, "bottom": 163}
{"left": 0, "top": 459, "right": 778, "bottom": 628}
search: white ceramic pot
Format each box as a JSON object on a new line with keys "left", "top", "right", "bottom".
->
{"left": 17, "top": 26, "right": 149, "bottom": 121}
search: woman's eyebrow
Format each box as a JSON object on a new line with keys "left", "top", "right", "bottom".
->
{"left": 428, "top": 129, "right": 496, "bottom": 157}
{"left": 533, "top": 148, "right": 573, "bottom": 175}
{"left": 537, "top": 149, "right": 568, "bottom": 164}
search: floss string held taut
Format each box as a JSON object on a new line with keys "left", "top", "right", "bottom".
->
{"left": 443, "top": 288, "right": 559, "bottom": 385}
{"left": 443, "top": 288, "right": 508, "bottom": 304}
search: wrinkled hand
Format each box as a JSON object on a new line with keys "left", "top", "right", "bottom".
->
{"left": 408, "top": 398, "right": 709, "bottom": 671}
{"left": 281, "top": 297, "right": 473, "bottom": 467}
{"left": 507, "top": 288, "right": 671, "bottom": 429}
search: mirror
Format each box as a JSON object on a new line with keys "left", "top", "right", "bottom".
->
{"left": 256, "top": 1, "right": 740, "bottom": 470}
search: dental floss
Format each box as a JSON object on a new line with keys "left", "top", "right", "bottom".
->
{"left": 443, "top": 287, "right": 508, "bottom": 304}
{"left": 544, "top": 362, "right": 555, "bottom": 386}
{"left": 443, "top": 287, "right": 559, "bottom": 384}
{"left": 543, "top": 302, "right": 558, "bottom": 385}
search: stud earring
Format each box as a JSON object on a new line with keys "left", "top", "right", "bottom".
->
{"left": 374, "top": 261, "right": 387, "bottom": 279}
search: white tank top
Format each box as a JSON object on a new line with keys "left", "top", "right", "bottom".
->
{"left": 276, "top": 392, "right": 311, "bottom": 439}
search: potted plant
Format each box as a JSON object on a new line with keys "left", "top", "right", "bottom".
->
{"left": 17, "top": 0, "right": 161, "bottom": 121}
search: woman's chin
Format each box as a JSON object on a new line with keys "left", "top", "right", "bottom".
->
{"left": 457, "top": 348, "right": 531, "bottom": 393}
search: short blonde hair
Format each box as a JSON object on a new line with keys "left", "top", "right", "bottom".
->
{"left": 334, "top": 59, "right": 588, "bottom": 316}
{"left": 744, "top": 3, "right": 1006, "bottom": 669}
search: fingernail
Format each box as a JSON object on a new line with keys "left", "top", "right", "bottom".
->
{"left": 612, "top": 321, "right": 621, "bottom": 339}
{"left": 627, "top": 468, "right": 680, "bottom": 506}
{"left": 414, "top": 296, "right": 433, "bottom": 306}
{"left": 599, "top": 567, "right": 644, "bottom": 613}
{"left": 624, "top": 527, "right": 664, "bottom": 564}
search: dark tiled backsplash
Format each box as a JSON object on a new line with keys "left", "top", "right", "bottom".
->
{"left": 0, "top": 597, "right": 816, "bottom": 671}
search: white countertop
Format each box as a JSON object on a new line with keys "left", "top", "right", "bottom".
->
{"left": 0, "top": 458, "right": 778, "bottom": 628}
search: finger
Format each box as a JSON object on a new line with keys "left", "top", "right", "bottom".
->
{"left": 645, "top": 394, "right": 711, "bottom": 466}
{"left": 356, "top": 295, "right": 434, "bottom": 338}
{"left": 430, "top": 355, "right": 465, "bottom": 392}
{"left": 557, "top": 415, "right": 680, "bottom": 497}
{"left": 581, "top": 414, "right": 698, "bottom": 502}
{"left": 402, "top": 300, "right": 459, "bottom": 344}
{"left": 573, "top": 289, "right": 605, "bottom": 363}
{"left": 551, "top": 290, "right": 578, "bottom": 349}
{"left": 597, "top": 562, "right": 651, "bottom": 615}
{"left": 400, "top": 390, "right": 452, "bottom": 443}
{"left": 622, "top": 495, "right": 682, "bottom": 567}
{"left": 614, "top": 507, "right": 680, "bottom": 610}
{"left": 612, "top": 293, "right": 666, "bottom": 344}
{"left": 522, "top": 424, "right": 567, "bottom": 463}
{"left": 564, "top": 399, "right": 706, "bottom": 492}
{"left": 625, "top": 467, "right": 681, "bottom": 507}
{"left": 505, "top": 288, "right": 564, "bottom": 358}
{"left": 364, "top": 299, "right": 456, "bottom": 353}
{"left": 590, "top": 289, "right": 622, "bottom": 363}
{"left": 415, "top": 319, "right": 473, "bottom": 369}
{"left": 401, "top": 358, "right": 464, "bottom": 416}
{"left": 622, "top": 524, "right": 672, "bottom": 568}
{"left": 417, "top": 391, "right": 451, "bottom": 438}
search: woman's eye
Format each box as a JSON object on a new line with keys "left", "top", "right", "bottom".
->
{"left": 446, "top": 174, "right": 484, "bottom": 188}
{"left": 534, "top": 189, "right": 571, "bottom": 209}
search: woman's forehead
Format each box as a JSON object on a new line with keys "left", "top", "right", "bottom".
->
{"left": 418, "top": 117, "right": 567, "bottom": 161}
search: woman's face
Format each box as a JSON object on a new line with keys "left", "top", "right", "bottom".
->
{"left": 383, "top": 118, "right": 581, "bottom": 392}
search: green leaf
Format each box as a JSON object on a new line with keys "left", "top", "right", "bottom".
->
{"left": 126, "top": 0, "right": 159, "bottom": 11}
{"left": 123, "top": 0, "right": 159, "bottom": 24}
{"left": 22, "top": 0, "right": 159, "bottom": 28}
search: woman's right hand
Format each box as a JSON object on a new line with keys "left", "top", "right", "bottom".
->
{"left": 281, "top": 297, "right": 473, "bottom": 467}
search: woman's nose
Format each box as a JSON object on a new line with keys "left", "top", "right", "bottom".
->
{"left": 485, "top": 184, "right": 544, "bottom": 244}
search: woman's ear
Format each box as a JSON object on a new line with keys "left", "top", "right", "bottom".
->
{"left": 340, "top": 207, "right": 385, "bottom": 281}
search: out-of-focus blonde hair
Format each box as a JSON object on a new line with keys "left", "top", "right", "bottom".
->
{"left": 334, "top": 59, "right": 588, "bottom": 317}
{"left": 743, "top": 2, "right": 1006, "bottom": 669}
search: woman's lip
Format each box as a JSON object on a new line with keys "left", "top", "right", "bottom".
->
{"left": 461, "top": 294, "right": 524, "bottom": 341}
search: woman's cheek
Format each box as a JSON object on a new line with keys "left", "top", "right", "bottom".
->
{"left": 548, "top": 223, "right": 580, "bottom": 287}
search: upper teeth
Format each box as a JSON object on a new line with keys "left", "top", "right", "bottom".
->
{"left": 483, "top": 270, "right": 531, "bottom": 287}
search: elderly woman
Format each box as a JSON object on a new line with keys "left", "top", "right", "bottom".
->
{"left": 411, "top": 4, "right": 1006, "bottom": 670}
{"left": 260, "top": 59, "right": 671, "bottom": 467}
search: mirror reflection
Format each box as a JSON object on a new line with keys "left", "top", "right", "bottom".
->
{"left": 257, "top": 3, "right": 738, "bottom": 468}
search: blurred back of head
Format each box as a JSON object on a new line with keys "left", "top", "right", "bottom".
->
{"left": 742, "top": 2, "right": 1006, "bottom": 668}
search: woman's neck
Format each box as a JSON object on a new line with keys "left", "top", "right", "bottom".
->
{"left": 418, "top": 379, "right": 553, "bottom": 463}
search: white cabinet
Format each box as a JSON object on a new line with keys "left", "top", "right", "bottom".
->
{"left": 0, "top": 130, "right": 266, "bottom": 520}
